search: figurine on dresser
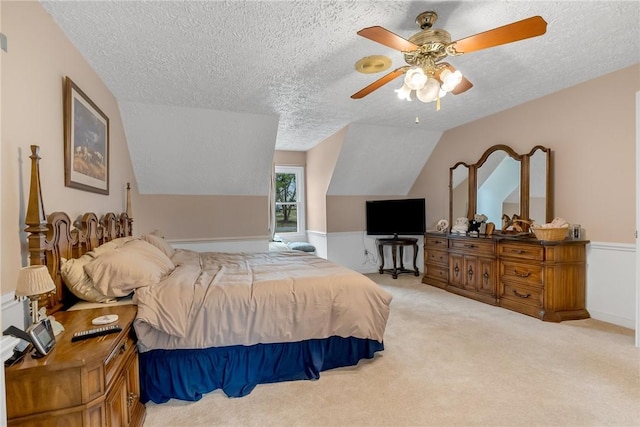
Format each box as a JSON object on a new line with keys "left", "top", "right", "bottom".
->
{"left": 468, "top": 214, "right": 488, "bottom": 236}
{"left": 451, "top": 217, "right": 469, "bottom": 234}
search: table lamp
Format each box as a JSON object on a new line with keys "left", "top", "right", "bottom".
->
{"left": 15, "top": 265, "right": 56, "bottom": 324}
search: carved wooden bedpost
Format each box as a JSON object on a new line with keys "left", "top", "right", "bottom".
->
{"left": 126, "top": 182, "right": 133, "bottom": 234}
{"left": 25, "top": 145, "right": 48, "bottom": 266}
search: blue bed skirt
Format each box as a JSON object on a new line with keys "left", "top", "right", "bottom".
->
{"left": 139, "top": 336, "right": 384, "bottom": 403}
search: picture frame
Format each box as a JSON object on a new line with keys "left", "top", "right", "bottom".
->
{"left": 64, "top": 76, "right": 109, "bottom": 194}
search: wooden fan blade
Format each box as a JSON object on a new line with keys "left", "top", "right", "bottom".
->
{"left": 437, "top": 63, "right": 473, "bottom": 95}
{"left": 451, "top": 77, "right": 473, "bottom": 95}
{"left": 351, "top": 67, "right": 407, "bottom": 99}
{"left": 357, "top": 26, "right": 419, "bottom": 52}
{"left": 451, "top": 16, "right": 547, "bottom": 54}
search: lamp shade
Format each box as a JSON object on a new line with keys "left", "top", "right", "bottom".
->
{"left": 15, "top": 265, "right": 55, "bottom": 297}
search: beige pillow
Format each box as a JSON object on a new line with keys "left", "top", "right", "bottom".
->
{"left": 60, "top": 255, "right": 116, "bottom": 303}
{"left": 91, "top": 236, "right": 138, "bottom": 257}
{"left": 84, "top": 239, "right": 175, "bottom": 297}
{"left": 141, "top": 233, "right": 175, "bottom": 258}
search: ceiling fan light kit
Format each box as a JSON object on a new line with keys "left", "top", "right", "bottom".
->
{"left": 352, "top": 11, "right": 547, "bottom": 110}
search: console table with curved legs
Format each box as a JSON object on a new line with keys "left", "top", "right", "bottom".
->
{"left": 376, "top": 237, "right": 420, "bottom": 279}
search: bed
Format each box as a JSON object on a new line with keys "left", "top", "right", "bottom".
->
{"left": 23, "top": 145, "right": 392, "bottom": 403}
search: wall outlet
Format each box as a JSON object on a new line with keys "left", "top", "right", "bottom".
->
{"left": 364, "top": 249, "right": 368, "bottom": 256}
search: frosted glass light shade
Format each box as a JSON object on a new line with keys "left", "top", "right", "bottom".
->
{"left": 15, "top": 265, "right": 56, "bottom": 297}
{"left": 440, "top": 69, "right": 463, "bottom": 92}
{"left": 416, "top": 78, "right": 440, "bottom": 103}
{"left": 404, "top": 68, "right": 427, "bottom": 90}
{"left": 395, "top": 83, "right": 412, "bottom": 101}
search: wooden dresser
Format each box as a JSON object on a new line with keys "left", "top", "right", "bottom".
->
{"left": 423, "top": 232, "right": 589, "bottom": 321}
{"left": 5, "top": 305, "right": 146, "bottom": 426}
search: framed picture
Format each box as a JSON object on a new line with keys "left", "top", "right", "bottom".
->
{"left": 64, "top": 76, "right": 109, "bottom": 194}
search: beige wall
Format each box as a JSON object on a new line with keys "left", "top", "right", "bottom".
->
{"left": 274, "top": 150, "right": 305, "bottom": 166}
{"left": 135, "top": 195, "right": 267, "bottom": 239}
{"left": 1, "top": 2, "right": 137, "bottom": 294}
{"left": 306, "top": 126, "right": 346, "bottom": 233}
{"left": 410, "top": 64, "right": 639, "bottom": 244}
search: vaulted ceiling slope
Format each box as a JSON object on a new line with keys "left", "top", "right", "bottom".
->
{"left": 40, "top": 1, "right": 640, "bottom": 196}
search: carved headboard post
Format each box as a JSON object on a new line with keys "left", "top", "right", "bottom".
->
{"left": 25, "top": 145, "right": 48, "bottom": 267}
{"left": 23, "top": 145, "right": 134, "bottom": 313}
{"left": 125, "top": 182, "right": 133, "bottom": 234}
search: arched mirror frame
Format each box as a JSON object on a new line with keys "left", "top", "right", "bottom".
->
{"left": 449, "top": 144, "right": 553, "bottom": 231}
{"left": 449, "top": 161, "right": 472, "bottom": 230}
{"left": 523, "top": 145, "right": 553, "bottom": 225}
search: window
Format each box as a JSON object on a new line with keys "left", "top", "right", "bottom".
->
{"left": 275, "top": 166, "right": 305, "bottom": 235}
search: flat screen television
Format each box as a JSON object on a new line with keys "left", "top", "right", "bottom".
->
{"left": 365, "top": 198, "right": 426, "bottom": 238}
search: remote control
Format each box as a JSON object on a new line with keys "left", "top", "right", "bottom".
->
{"left": 71, "top": 324, "right": 122, "bottom": 342}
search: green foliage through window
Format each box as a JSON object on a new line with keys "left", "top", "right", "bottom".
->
{"left": 275, "top": 171, "right": 300, "bottom": 233}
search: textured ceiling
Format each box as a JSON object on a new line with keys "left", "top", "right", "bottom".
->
{"left": 40, "top": 1, "right": 640, "bottom": 152}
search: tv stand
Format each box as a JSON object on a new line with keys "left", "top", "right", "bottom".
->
{"left": 376, "top": 237, "right": 419, "bottom": 279}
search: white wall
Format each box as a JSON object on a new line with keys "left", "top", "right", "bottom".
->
{"left": 636, "top": 90, "right": 640, "bottom": 347}
{"left": 586, "top": 243, "right": 636, "bottom": 329}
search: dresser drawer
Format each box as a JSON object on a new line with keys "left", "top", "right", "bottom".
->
{"left": 500, "top": 281, "right": 543, "bottom": 309}
{"left": 426, "top": 249, "right": 448, "bottom": 266}
{"left": 498, "top": 242, "right": 543, "bottom": 261}
{"left": 500, "top": 260, "right": 542, "bottom": 286}
{"left": 425, "top": 264, "right": 449, "bottom": 282}
{"left": 450, "top": 239, "right": 495, "bottom": 256}
{"left": 425, "top": 236, "right": 448, "bottom": 248}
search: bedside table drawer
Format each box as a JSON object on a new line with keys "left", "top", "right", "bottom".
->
{"left": 105, "top": 332, "right": 136, "bottom": 388}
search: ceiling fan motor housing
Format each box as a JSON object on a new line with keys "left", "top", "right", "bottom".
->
{"left": 404, "top": 29, "right": 451, "bottom": 65}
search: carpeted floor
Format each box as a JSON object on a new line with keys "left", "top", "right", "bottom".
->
{"left": 143, "top": 273, "right": 640, "bottom": 427}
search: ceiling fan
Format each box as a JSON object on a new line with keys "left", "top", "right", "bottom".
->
{"left": 351, "top": 11, "right": 547, "bottom": 106}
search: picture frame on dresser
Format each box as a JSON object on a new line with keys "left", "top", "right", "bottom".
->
{"left": 64, "top": 76, "right": 110, "bottom": 195}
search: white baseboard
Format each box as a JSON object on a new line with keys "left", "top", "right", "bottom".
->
{"left": 587, "top": 310, "right": 635, "bottom": 330}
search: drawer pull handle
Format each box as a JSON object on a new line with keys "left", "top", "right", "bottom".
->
{"left": 511, "top": 249, "right": 525, "bottom": 254}
{"left": 467, "top": 268, "right": 474, "bottom": 279}
{"left": 513, "top": 290, "right": 531, "bottom": 298}
{"left": 513, "top": 270, "right": 531, "bottom": 278}
{"left": 463, "top": 244, "right": 476, "bottom": 248}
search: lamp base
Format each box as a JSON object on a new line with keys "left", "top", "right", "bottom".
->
{"left": 48, "top": 316, "right": 65, "bottom": 336}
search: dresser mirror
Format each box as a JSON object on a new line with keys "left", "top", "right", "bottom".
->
{"left": 449, "top": 162, "right": 470, "bottom": 228}
{"left": 476, "top": 146, "right": 522, "bottom": 227}
{"left": 450, "top": 144, "right": 552, "bottom": 231}
{"left": 526, "top": 145, "right": 552, "bottom": 225}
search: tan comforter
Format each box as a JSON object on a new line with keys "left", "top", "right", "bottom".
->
{"left": 133, "top": 250, "right": 392, "bottom": 352}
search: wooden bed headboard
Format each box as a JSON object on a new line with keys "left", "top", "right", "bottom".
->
{"left": 25, "top": 145, "right": 133, "bottom": 313}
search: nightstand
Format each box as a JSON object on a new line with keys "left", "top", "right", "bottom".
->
{"left": 5, "top": 305, "right": 146, "bottom": 426}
